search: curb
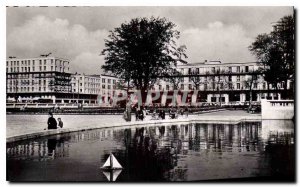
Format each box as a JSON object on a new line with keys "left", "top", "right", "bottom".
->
{"left": 6, "top": 116, "right": 261, "bottom": 143}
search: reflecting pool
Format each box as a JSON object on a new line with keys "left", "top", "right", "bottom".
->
{"left": 7, "top": 120, "right": 295, "bottom": 182}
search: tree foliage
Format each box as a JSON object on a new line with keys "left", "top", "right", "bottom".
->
{"left": 249, "top": 14, "right": 295, "bottom": 90}
{"left": 101, "top": 17, "right": 188, "bottom": 94}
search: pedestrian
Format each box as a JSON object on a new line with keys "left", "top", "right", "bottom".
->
{"left": 185, "top": 107, "right": 189, "bottom": 117}
{"left": 57, "top": 117, "right": 63, "bottom": 128}
{"left": 162, "top": 110, "right": 165, "bottom": 120}
{"left": 46, "top": 112, "right": 57, "bottom": 130}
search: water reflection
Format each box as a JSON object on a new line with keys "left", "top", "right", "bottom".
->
{"left": 7, "top": 120, "right": 294, "bottom": 182}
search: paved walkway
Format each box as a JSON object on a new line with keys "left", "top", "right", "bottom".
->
{"left": 6, "top": 110, "right": 261, "bottom": 143}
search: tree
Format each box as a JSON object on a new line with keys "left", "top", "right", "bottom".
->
{"left": 249, "top": 14, "right": 295, "bottom": 99}
{"left": 164, "top": 69, "right": 183, "bottom": 90}
{"left": 244, "top": 73, "right": 259, "bottom": 111}
{"left": 101, "top": 17, "right": 188, "bottom": 104}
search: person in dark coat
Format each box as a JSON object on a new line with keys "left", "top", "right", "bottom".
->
{"left": 47, "top": 112, "right": 57, "bottom": 129}
{"left": 57, "top": 117, "right": 63, "bottom": 128}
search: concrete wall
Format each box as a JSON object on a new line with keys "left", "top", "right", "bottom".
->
{"left": 261, "top": 99, "right": 294, "bottom": 119}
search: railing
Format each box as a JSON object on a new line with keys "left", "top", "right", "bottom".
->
{"left": 261, "top": 99, "right": 294, "bottom": 119}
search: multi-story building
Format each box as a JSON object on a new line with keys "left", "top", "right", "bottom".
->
{"left": 100, "top": 74, "right": 119, "bottom": 103}
{"left": 6, "top": 56, "right": 72, "bottom": 103}
{"left": 152, "top": 60, "right": 291, "bottom": 104}
{"left": 6, "top": 56, "right": 121, "bottom": 105}
{"left": 71, "top": 74, "right": 119, "bottom": 104}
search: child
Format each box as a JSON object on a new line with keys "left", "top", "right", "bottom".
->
{"left": 57, "top": 117, "right": 63, "bottom": 128}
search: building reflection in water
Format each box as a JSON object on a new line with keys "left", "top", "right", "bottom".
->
{"left": 7, "top": 135, "right": 70, "bottom": 161}
{"left": 7, "top": 120, "right": 294, "bottom": 181}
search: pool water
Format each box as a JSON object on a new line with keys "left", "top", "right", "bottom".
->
{"left": 6, "top": 120, "right": 295, "bottom": 182}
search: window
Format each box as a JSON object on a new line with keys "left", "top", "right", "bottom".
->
{"left": 245, "top": 66, "right": 249, "bottom": 73}
{"left": 237, "top": 75, "right": 240, "bottom": 82}
{"left": 159, "top": 85, "right": 162, "bottom": 90}
{"left": 263, "top": 83, "right": 266, "bottom": 90}
{"left": 25, "top": 67, "right": 27, "bottom": 72}
{"left": 237, "top": 83, "right": 240, "bottom": 89}
{"left": 220, "top": 82, "right": 224, "bottom": 90}
{"left": 33, "top": 67, "right": 35, "bottom": 71}
{"left": 102, "top": 78, "right": 105, "bottom": 83}
{"left": 44, "top": 60, "right": 47, "bottom": 65}
{"left": 254, "top": 83, "right": 257, "bottom": 89}
{"left": 108, "top": 85, "right": 111, "bottom": 89}
{"left": 39, "top": 87, "right": 41, "bottom": 91}
{"left": 237, "top": 66, "right": 240, "bottom": 73}
{"left": 28, "top": 60, "right": 30, "bottom": 66}
{"left": 32, "top": 60, "right": 35, "bottom": 66}
{"left": 180, "top": 84, "right": 184, "bottom": 90}
{"left": 108, "top": 79, "right": 111, "bottom": 84}
{"left": 39, "top": 66, "right": 42, "bottom": 71}
{"left": 102, "top": 85, "right": 105, "bottom": 89}
{"left": 80, "top": 83, "right": 82, "bottom": 86}
{"left": 39, "top": 60, "right": 42, "bottom": 65}
{"left": 229, "top": 67, "right": 232, "bottom": 73}
{"left": 229, "top": 76, "right": 232, "bottom": 82}
{"left": 28, "top": 67, "right": 30, "bottom": 72}
{"left": 113, "top": 80, "right": 116, "bottom": 84}
{"left": 44, "top": 80, "right": 46, "bottom": 85}
{"left": 21, "top": 67, "right": 24, "bottom": 72}
{"left": 32, "top": 87, "right": 34, "bottom": 92}
{"left": 44, "top": 87, "right": 46, "bottom": 91}
{"left": 39, "top": 80, "right": 41, "bottom": 85}
{"left": 166, "top": 85, "right": 169, "bottom": 90}
{"left": 211, "top": 67, "right": 215, "bottom": 73}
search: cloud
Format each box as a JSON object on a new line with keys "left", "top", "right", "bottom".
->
{"left": 7, "top": 15, "right": 108, "bottom": 74}
{"left": 181, "top": 21, "right": 256, "bottom": 63}
{"left": 71, "top": 52, "right": 105, "bottom": 75}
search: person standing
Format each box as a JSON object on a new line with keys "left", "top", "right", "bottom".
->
{"left": 47, "top": 112, "right": 57, "bottom": 129}
{"left": 125, "top": 99, "right": 132, "bottom": 122}
{"left": 57, "top": 117, "right": 63, "bottom": 128}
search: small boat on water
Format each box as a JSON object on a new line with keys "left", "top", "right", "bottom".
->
{"left": 101, "top": 153, "right": 123, "bottom": 181}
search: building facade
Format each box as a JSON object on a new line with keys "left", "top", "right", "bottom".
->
{"left": 152, "top": 60, "right": 291, "bottom": 104}
{"left": 6, "top": 56, "right": 72, "bottom": 103}
{"left": 71, "top": 74, "right": 119, "bottom": 104}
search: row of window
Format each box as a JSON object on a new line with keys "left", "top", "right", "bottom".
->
{"left": 7, "top": 59, "right": 69, "bottom": 67}
{"left": 7, "top": 87, "right": 47, "bottom": 92}
{"left": 7, "top": 66, "right": 69, "bottom": 73}
{"left": 156, "top": 82, "right": 262, "bottom": 91}
{"left": 74, "top": 77, "right": 117, "bottom": 84}
{"left": 185, "top": 65, "right": 254, "bottom": 75}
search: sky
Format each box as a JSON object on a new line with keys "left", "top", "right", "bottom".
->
{"left": 6, "top": 6, "right": 293, "bottom": 74}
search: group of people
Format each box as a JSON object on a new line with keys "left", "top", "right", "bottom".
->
{"left": 46, "top": 112, "right": 63, "bottom": 130}
{"left": 135, "top": 108, "right": 146, "bottom": 121}
{"left": 151, "top": 109, "right": 166, "bottom": 120}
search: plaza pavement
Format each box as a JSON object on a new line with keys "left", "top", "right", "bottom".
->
{"left": 6, "top": 109, "right": 261, "bottom": 143}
